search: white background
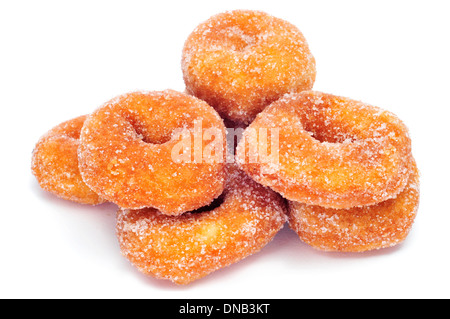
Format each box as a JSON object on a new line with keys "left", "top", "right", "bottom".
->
{"left": 1, "top": 0, "right": 449, "bottom": 299}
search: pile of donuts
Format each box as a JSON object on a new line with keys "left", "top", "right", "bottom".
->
{"left": 32, "top": 10, "right": 419, "bottom": 285}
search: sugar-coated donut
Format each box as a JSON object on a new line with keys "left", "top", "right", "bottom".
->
{"left": 182, "top": 10, "right": 316, "bottom": 125}
{"left": 116, "top": 165, "right": 287, "bottom": 284}
{"left": 236, "top": 91, "right": 413, "bottom": 209}
{"left": 31, "top": 115, "right": 105, "bottom": 205}
{"left": 78, "top": 90, "right": 227, "bottom": 215}
{"left": 288, "top": 161, "right": 420, "bottom": 252}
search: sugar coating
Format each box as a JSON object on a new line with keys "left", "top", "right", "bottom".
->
{"left": 78, "top": 90, "right": 227, "bottom": 215}
{"left": 31, "top": 115, "right": 105, "bottom": 205}
{"left": 288, "top": 161, "right": 420, "bottom": 252}
{"left": 116, "top": 165, "right": 287, "bottom": 284}
{"left": 182, "top": 10, "right": 316, "bottom": 125}
{"left": 236, "top": 91, "right": 414, "bottom": 209}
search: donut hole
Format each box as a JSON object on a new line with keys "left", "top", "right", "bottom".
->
{"left": 220, "top": 26, "right": 257, "bottom": 52}
{"left": 302, "top": 121, "right": 358, "bottom": 144}
{"left": 132, "top": 123, "right": 173, "bottom": 145}
{"left": 125, "top": 115, "right": 182, "bottom": 145}
{"left": 308, "top": 128, "right": 357, "bottom": 144}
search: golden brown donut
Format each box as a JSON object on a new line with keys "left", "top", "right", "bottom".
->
{"left": 31, "top": 115, "right": 104, "bottom": 205}
{"left": 182, "top": 10, "right": 316, "bottom": 125}
{"left": 236, "top": 91, "right": 413, "bottom": 209}
{"left": 116, "top": 165, "right": 287, "bottom": 284}
{"left": 288, "top": 161, "right": 420, "bottom": 252}
{"left": 78, "top": 90, "right": 227, "bottom": 215}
